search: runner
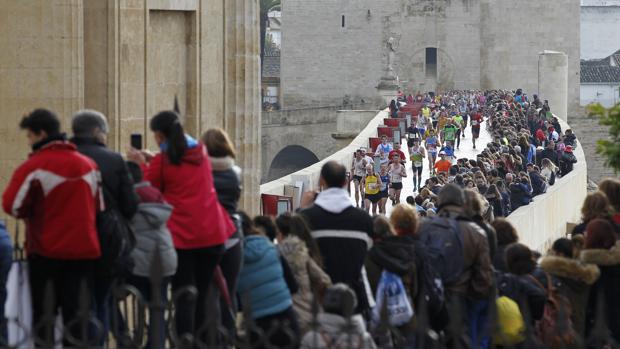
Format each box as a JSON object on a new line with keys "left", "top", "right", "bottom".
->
{"left": 389, "top": 142, "right": 406, "bottom": 166}
{"left": 452, "top": 112, "right": 464, "bottom": 149}
{"left": 417, "top": 111, "right": 428, "bottom": 140}
{"left": 434, "top": 151, "right": 452, "bottom": 175}
{"left": 409, "top": 138, "right": 426, "bottom": 192}
{"left": 425, "top": 129, "right": 439, "bottom": 175}
{"left": 470, "top": 108, "right": 483, "bottom": 149}
{"left": 378, "top": 165, "right": 390, "bottom": 214}
{"left": 375, "top": 135, "right": 393, "bottom": 166}
{"left": 388, "top": 153, "right": 407, "bottom": 205}
{"left": 443, "top": 119, "right": 458, "bottom": 147}
{"left": 350, "top": 149, "right": 367, "bottom": 207}
{"left": 362, "top": 165, "right": 381, "bottom": 215}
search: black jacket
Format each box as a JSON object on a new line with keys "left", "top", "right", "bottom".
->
{"left": 529, "top": 171, "right": 547, "bottom": 196}
{"left": 300, "top": 193, "right": 373, "bottom": 314}
{"left": 495, "top": 271, "right": 547, "bottom": 321}
{"left": 509, "top": 182, "right": 530, "bottom": 211}
{"left": 540, "top": 148, "right": 559, "bottom": 166}
{"left": 71, "top": 137, "right": 138, "bottom": 220}
{"left": 571, "top": 218, "right": 620, "bottom": 237}
{"left": 209, "top": 156, "right": 241, "bottom": 215}
{"left": 560, "top": 152, "right": 577, "bottom": 176}
{"left": 581, "top": 241, "right": 620, "bottom": 342}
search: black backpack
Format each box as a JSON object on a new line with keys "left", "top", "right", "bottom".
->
{"left": 96, "top": 184, "right": 136, "bottom": 277}
{"left": 418, "top": 216, "right": 464, "bottom": 286}
{"left": 417, "top": 256, "right": 448, "bottom": 331}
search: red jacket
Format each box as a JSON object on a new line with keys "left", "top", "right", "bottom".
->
{"left": 143, "top": 144, "right": 234, "bottom": 249}
{"left": 2, "top": 141, "right": 101, "bottom": 259}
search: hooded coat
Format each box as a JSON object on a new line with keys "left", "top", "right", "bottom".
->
{"left": 539, "top": 255, "right": 600, "bottom": 336}
{"left": 129, "top": 197, "right": 177, "bottom": 278}
{"left": 300, "top": 313, "right": 377, "bottom": 349}
{"left": 278, "top": 236, "right": 332, "bottom": 332}
{"left": 495, "top": 271, "right": 547, "bottom": 321}
{"left": 237, "top": 235, "right": 292, "bottom": 320}
{"left": 580, "top": 241, "right": 620, "bottom": 341}
{"left": 300, "top": 188, "right": 373, "bottom": 314}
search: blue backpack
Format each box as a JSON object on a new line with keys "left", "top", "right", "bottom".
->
{"left": 418, "top": 216, "right": 464, "bottom": 286}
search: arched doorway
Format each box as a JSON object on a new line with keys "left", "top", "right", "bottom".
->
{"left": 267, "top": 145, "right": 319, "bottom": 181}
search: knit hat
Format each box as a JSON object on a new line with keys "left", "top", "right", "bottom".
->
{"left": 585, "top": 219, "right": 617, "bottom": 250}
{"left": 565, "top": 145, "right": 573, "bottom": 153}
{"left": 437, "top": 183, "right": 465, "bottom": 208}
{"left": 323, "top": 283, "right": 358, "bottom": 317}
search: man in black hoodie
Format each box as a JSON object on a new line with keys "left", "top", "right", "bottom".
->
{"left": 300, "top": 161, "right": 374, "bottom": 314}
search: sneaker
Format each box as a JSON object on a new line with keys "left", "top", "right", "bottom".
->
{"left": 473, "top": 144, "right": 476, "bottom": 149}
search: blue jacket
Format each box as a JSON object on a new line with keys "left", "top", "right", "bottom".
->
{"left": 237, "top": 235, "right": 292, "bottom": 319}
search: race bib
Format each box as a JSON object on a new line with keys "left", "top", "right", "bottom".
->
{"left": 471, "top": 120, "right": 478, "bottom": 126}
{"left": 369, "top": 183, "right": 377, "bottom": 190}
{"left": 414, "top": 161, "right": 423, "bottom": 167}
{"left": 391, "top": 174, "right": 402, "bottom": 182}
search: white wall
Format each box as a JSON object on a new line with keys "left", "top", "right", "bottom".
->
{"left": 581, "top": 5, "right": 620, "bottom": 59}
{"left": 581, "top": 83, "right": 620, "bottom": 107}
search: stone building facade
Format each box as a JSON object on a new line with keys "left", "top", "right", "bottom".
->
{"left": 0, "top": 0, "right": 262, "bottom": 214}
{"left": 281, "top": 0, "right": 581, "bottom": 115}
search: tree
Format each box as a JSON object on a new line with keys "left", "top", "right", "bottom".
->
{"left": 587, "top": 102, "right": 620, "bottom": 173}
{"left": 260, "top": 0, "right": 280, "bottom": 71}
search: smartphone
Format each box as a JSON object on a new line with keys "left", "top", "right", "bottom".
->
{"left": 130, "top": 133, "right": 142, "bottom": 150}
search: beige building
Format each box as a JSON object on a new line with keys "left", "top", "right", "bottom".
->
{"left": 0, "top": 0, "right": 262, "bottom": 214}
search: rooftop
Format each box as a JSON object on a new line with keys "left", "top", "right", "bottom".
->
{"left": 580, "top": 49, "right": 620, "bottom": 83}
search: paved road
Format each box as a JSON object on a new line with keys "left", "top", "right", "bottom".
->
{"left": 348, "top": 122, "right": 493, "bottom": 215}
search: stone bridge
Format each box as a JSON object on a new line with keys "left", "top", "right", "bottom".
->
{"left": 261, "top": 105, "right": 378, "bottom": 182}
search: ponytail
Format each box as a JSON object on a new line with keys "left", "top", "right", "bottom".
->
{"left": 150, "top": 111, "right": 187, "bottom": 165}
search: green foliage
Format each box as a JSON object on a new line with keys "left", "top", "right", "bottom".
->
{"left": 587, "top": 102, "right": 620, "bottom": 173}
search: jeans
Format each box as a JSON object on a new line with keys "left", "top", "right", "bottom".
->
{"left": 127, "top": 275, "right": 171, "bottom": 349}
{"left": 0, "top": 226, "right": 12, "bottom": 342}
{"left": 172, "top": 245, "right": 225, "bottom": 344}
{"left": 93, "top": 275, "right": 113, "bottom": 345}
{"left": 28, "top": 255, "right": 96, "bottom": 347}
{"left": 467, "top": 299, "right": 491, "bottom": 349}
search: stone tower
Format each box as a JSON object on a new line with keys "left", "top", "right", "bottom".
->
{"left": 0, "top": 0, "right": 262, "bottom": 214}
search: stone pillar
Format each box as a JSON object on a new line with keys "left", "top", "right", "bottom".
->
{"left": 538, "top": 51, "right": 568, "bottom": 121}
{"left": 224, "top": 0, "right": 262, "bottom": 215}
{"left": 0, "top": 0, "right": 84, "bottom": 209}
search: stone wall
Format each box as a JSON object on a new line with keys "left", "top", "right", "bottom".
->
{"left": 0, "top": 0, "right": 262, "bottom": 215}
{"left": 479, "top": 0, "right": 581, "bottom": 117}
{"left": 569, "top": 114, "right": 617, "bottom": 183}
{"left": 281, "top": 0, "right": 581, "bottom": 114}
{"left": 262, "top": 105, "right": 351, "bottom": 182}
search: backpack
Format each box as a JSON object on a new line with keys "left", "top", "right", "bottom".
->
{"left": 417, "top": 258, "right": 448, "bottom": 330}
{"left": 494, "top": 296, "right": 526, "bottom": 346}
{"left": 528, "top": 273, "right": 577, "bottom": 349}
{"left": 418, "top": 216, "right": 464, "bottom": 285}
{"left": 372, "top": 271, "right": 414, "bottom": 326}
{"left": 548, "top": 170, "right": 556, "bottom": 186}
{"left": 96, "top": 184, "right": 136, "bottom": 278}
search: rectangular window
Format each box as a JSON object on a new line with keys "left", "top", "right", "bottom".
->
{"left": 426, "top": 47, "right": 437, "bottom": 78}
{"left": 341, "top": 15, "right": 345, "bottom": 28}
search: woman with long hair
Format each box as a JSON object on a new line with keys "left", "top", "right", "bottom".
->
{"left": 201, "top": 128, "right": 244, "bottom": 336}
{"left": 275, "top": 213, "right": 331, "bottom": 333}
{"left": 128, "top": 111, "right": 235, "bottom": 341}
{"left": 571, "top": 192, "right": 620, "bottom": 237}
